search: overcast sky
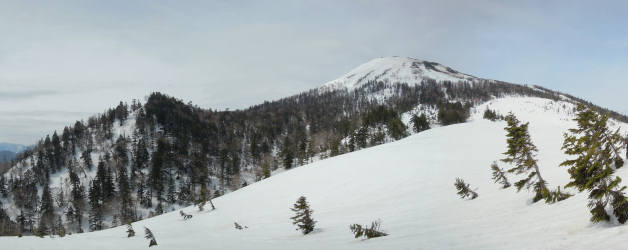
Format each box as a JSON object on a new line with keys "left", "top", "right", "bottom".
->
{"left": 1, "top": 0, "right": 627, "bottom": 145}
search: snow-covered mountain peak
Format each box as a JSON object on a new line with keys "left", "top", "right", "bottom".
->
{"left": 322, "top": 56, "right": 481, "bottom": 91}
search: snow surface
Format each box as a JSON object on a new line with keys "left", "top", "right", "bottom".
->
{"left": 2, "top": 96, "right": 628, "bottom": 249}
{"left": 321, "top": 56, "right": 481, "bottom": 91}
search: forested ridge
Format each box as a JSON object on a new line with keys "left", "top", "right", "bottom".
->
{"left": 0, "top": 78, "right": 625, "bottom": 236}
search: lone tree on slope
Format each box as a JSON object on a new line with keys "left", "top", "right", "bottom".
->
{"left": 501, "top": 113, "right": 570, "bottom": 203}
{"left": 144, "top": 227, "right": 157, "bottom": 247}
{"left": 454, "top": 178, "right": 478, "bottom": 200}
{"left": 561, "top": 104, "right": 628, "bottom": 223}
{"left": 126, "top": 223, "right": 135, "bottom": 237}
{"left": 490, "top": 162, "right": 511, "bottom": 189}
{"left": 290, "top": 196, "right": 316, "bottom": 235}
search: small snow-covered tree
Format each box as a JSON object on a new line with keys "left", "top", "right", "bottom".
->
{"left": 144, "top": 227, "right": 157, "bottom": 247}
{"left": 490, "top": 162, "right": 510, "bottom": 189}
{"left": 290, "top": 196, "right": 316, "bottom": 235}
{"left": 126, "top": 223, "right": 135, "bottom": 237}
{"left": 349, "top": 220, "right": 388, "bottom": 239}
{"left": 454, "top": 178, "right": 478, "bottom": 200}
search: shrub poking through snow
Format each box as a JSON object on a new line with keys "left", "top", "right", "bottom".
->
{"left": 290, "top": 196, "right": 316, "bottom": 235}
{"left": 144, "top": 227, "right": 157, "bottom": 247}
{"left": 234, "top": 222, "right": 247, "bottom": 230}
{"left": 349, "top": 220, "right": 388, "bottom": 239}
{"left": 454, "top": 178, "right": 478, "bottom": 200}
{"left": 180, "top": 211, "right": 192, "bottom": 220}
{"left": 490, "top": 162, "right": 511, "bottom": 189}
{"left": 126, "top": 223, "right": 135, "bottom": 237}
{"left": 561, "top": 104, "right": 628, "bottom": 223}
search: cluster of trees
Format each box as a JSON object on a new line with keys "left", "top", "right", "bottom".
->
{"left": 483, "top": 108, "right": 503, "bottom": 121}
{"left": 487, "top": 106, "right": 627, "bottom": 224}
{"left": 290, "top": 196, "right": 387, "bottom": 240}
{"left": 3, "top": 75, "right": 624, "bottom": 236}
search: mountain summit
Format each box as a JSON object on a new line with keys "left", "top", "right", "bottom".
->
{"left": 322, "top": 56, "right": 480, "bottom": 90}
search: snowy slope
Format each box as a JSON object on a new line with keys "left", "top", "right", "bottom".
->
{"left": 321, "top": 56, "right": 482, "bottom": 91}
{"left": 3, "top": 97, "right": 628, "bottom": 250}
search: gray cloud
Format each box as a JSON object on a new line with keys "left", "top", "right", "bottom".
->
{"left": 0, "top": 90, "right": 57, "bottom": 100}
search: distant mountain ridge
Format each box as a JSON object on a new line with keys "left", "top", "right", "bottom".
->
{"left": 0, "top": 151, "right": 15, "bottom": 163}
{"left": 322, "top": 56, "right": 481, "bottom": 91}
{"left": 0, "top": 143, "right": 26, "bottom": 153}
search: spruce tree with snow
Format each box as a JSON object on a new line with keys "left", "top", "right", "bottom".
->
{"left": 490, "top": 162, "right": 511, "bottom": 189}
{"left": 454, "top": 178, "right": 478, "bottom": 200}
{"left": 126, "top": 223, "right": 135, "bottom": 237}
{"left": 501, "top": 113, "right": 570, "bottom": 203}
{"left": 144, "top": 227, "right": 157, "bottom": 247}
{"left": 88, "top": 180, "right": 103, "bottom": 231}
{"left": 39, "top": 183, "right": 55, "bottom": 232}
{"left": 290, "top": 196, "right": 316, "bottom": 235}
{"left": 561, "top": 104, "right": 628, "bottom": 223}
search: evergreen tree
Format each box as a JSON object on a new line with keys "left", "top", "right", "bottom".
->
{"left": 88, "top": 181, "right": 103, "bottom": 231}
{"left": 81, "top": 150, "right": 93, "bottom": 170}
{"left": 561, "top": 104, "right": 628, "bottom": 223}
{"left": 283, "top": 150, "right": 294, "bottom": 169}
{"left": 144, "top": 227, "right": 158, "bottom": 247}
{"left": 387, "top": 117, "right": 407, "bottom": 140}
{"left": 117, "top": 165, "right": 134, "bottom": 224}
{"left": 483, "top": 108, "right": 500, "bottom": 121}
{"left": 490, "top": 162, "right": 511, "bottom": 189}
{"left": 290, "top": 196, "right": 316, "bottom": 235}
{"left": 261, "top": 159, "right": 271, "bottom": 179}
{"left": 501, "top": 114, "right": 569, "bottom": 203}
{"left": 39, "top": 184, "right": 54, "bottom": 232}
{"left": 126, "top": 223, "right": 135, "bottom": 237}
{"left": 410, "top": 113, "right": 430, "bottom": 133}
{"left": 454, "top": 178, "right": 478, "bottom": 200}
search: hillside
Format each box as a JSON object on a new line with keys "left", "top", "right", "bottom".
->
{"left": 1, "top": 97, "right": 627, "bottom": 249}
{"left": 0, "top": 56, "right": 627, "bottom": 238}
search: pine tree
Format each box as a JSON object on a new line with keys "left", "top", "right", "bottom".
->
{"left": 501, "top": 113, "right": 569, "bottom": 203}
{"left": 126, "top": 223, "right": 135, "bottom": 237}
{"left": 283, "top": 149, "right": 294, "bottom": 169}
{"left": 454, "top": 178, "right": 478, "bottom": 200}
{"left": 88, "top": 181, "right": 103, "bottom": 231}
{"left": 490, "top": 162, "right": 511, "bottom": 189}
{"left": 261, "top": 159, "right": 271, "bottom": 179}
{"left": 40, "top": 184, "right": 55, "bottom": 230}
{"left": 561, "top": 104, "right": 628, "bottom": 223}
{"left": 117, "top": 165, "right": 134, "bottom": 224}
{"left": 410, "top": 114, "right": 430, "bottom": 133}
{"left": 290, "top": 196, "right": 316, "bottom": 235}
{"left": 144, "top": 227, "right": 157, "bottom": 247}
